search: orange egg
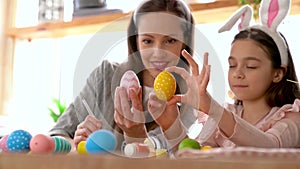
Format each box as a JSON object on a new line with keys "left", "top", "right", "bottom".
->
{"left": 154, "top": 70, "right": 176, "bottom": 101}
{"left": 30, "top": 134, "right": 55, "bottom": 154}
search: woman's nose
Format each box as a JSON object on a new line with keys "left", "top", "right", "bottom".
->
{"left": 152, "top": 43, "right": 165, "bottom": 56}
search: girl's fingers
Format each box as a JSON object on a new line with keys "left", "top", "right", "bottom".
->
{"left": 202, "top": 65, "right": 211, "bottom": 89}
{"left": 181, "top": 49, "right": 199, "bottom": 76}
{"left": 166, "top": 66, "right": 190, "bottom": 81}
{"left": 203, "top": 52, "right": 209, "bottom": 65}
{"left": 200, "top": 52, "right": 209, "bottom": 78}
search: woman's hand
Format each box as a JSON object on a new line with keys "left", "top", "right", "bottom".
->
{"left": 166, "top": 50, "right": 211, "bottom": 112}
{"left": 114, "top": 86, "right": 147, "bottom": 139}
{"left": 74, "top": 115, "right": 102, "bottom": 148}
{"left": 148, "top": 92, "right": 179, "bottom": 131}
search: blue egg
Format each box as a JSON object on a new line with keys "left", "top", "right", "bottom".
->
{"left": 86, "top": 129, "right": 117, "bottom": 154}
{"left": 6, "top": 130, "right": 32, "bottom": 153}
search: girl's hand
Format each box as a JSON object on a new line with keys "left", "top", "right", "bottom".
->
{"left": 166, "top": 50, "right": 211, "bottom": 112}
{"left": 74, "top": 115, "right": 102, "bottom": 148}
{"left": 114, "top": 86, "right": 147, "bottom": 139}
{"left": 148, "top": 92, "right": 179, "bottom": 131}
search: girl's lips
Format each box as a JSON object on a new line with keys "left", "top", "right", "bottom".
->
{"left": 232, "top": 85, "right": 248, "bottom": 88}
{"left": 151, "top": 61, "right": 168, "bottom": 70}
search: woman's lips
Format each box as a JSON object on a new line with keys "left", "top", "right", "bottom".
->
{"left": 151, "top": 61, "right": 168, "bottom": 70}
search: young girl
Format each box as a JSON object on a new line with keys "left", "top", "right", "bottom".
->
{"left": 166, "top": 0, "right": 300, "bottom": 148}
{"left": 49, "top": 0, "right": 196, "bottom": 153}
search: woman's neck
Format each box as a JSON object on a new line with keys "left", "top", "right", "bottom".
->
{"left": 242, "top": 99, "right": 272, "bottom": 125}
{"left": 142, "top": 70, "right": 155, "bottom": 87}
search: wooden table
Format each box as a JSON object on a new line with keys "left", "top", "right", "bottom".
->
{"left": 1, "top": 152, "right": 300, "bottom": 169}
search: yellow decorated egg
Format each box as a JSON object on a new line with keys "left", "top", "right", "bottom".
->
{"left": 154, "top": 71, "right": 176, "bottom": 101}
{"left": 77, "top": 141, "right": 89, "bottom": 155}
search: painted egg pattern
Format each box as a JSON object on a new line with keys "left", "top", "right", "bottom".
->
{"left": 120, "top": 70, "right": 141, "bottom": 100}
{"left": 6, "top": 130, "right": 32, "bottom": 152}
{"left": 0, "top": 135, "right": 9, "bottom": 152}
{"left": 154, "top": 70, "right": 176, "bottom": 101}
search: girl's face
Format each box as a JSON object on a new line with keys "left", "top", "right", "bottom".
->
{"left": 228, "top": 39, "right": 277, "bottom": 102}
{"left": 137, "top": 12, "right": 185, "bottom": 78}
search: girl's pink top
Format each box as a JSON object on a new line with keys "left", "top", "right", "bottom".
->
{"left": 197, "top": 99, "right": 300, "bottom": 148}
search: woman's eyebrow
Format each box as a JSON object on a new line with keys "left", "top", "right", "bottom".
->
{"left": 139, "top": 34, "right": 154, "bottom": 38}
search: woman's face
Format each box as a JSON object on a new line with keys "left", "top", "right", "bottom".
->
{"left": 137, "top": 12, "right": 185, "bottom": 78}
{"left": 228, "top": 39, "right": 276, "bottom": 102}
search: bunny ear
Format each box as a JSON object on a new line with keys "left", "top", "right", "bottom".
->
{"left": 260, "top": 0, "right": 291, "bottom": 31}
{"left": 218, "top": 5, "right": 253, "bottom": 33}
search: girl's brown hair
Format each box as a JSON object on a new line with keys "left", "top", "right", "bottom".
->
{"left": 233, "top": 28, "right": 300, "bottom": 107}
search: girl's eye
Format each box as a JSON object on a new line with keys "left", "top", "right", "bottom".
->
{"left": 246, "top": 63, "right": 258, "bottom": 69}
{"left": 229, "top": 65, "right": 236, "bottom": 69}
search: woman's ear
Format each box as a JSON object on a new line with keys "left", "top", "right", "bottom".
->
{"left": 272, "top": 67, "right": 286, "bottom": 83}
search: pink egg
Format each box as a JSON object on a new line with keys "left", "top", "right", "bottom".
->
{"left": 30, "top": 134, "right": 55, "bottom": 154}
{"left": 120, "top": 70, "right": 141, "bottom": 100}
{"left": 0, "top": 135, "right": 9, "bottom": 152}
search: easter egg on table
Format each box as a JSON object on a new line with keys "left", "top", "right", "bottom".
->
{"left": 0, "top": 135, "right": 9, "bottom": 152}
{"left": 120, "top": 70, "right": 140, "bottom": 100}
{"left": 154, "top": 70, "right": 176, "bottom": 101}
{"left": 30, "top": 134, "right": 55, "bottom": 154}
{"left": 52, "top": 136, "right": 72, "bottom": 153}
{"left": 85, "top": 129, "right": 117, "bottom": 154}
{"left": 178, "top": 138, "right": 201, "bottom": 151}
{"left": 6, "top": 130, "right": 32, "bottom": 153}
{"left": 201, "top": 145, "right": 212, "bottom": 151}
{"left": 77, "top": 141, "right": 89, "bottom": 155}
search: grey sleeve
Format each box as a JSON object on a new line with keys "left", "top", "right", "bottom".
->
{"left": 48, "top": 62, "right": 107, "bottom": 138}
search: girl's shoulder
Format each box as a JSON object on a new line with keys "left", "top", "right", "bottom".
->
{"left": 258, "top": 99, "right": 300, "bottom": 131}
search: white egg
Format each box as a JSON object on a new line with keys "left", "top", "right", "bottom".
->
{"left": 120, "top": 70, "right": 140, "bottom": 100}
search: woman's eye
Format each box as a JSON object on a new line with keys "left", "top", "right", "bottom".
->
{"left": 229, "top": 65, "right": 236, "bottom": 68}
{"left": 142, "top": 39, "right": 152, "bottom": 44}
{"left": 166, "top": 38, "right": 177, "bottom": 44}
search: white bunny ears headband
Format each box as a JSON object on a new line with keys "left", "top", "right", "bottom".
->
{"left": 219, "top": 0, "right": 291, "bottom": 66}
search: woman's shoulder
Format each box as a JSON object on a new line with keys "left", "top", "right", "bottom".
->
{"left": 95, "top": 60, "right": 120, "bottom": 73}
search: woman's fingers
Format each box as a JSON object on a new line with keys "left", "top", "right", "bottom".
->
{"left": 114, "top": 109, "right": 124, "bottom": 125}
{"left": 167, "top": 95, "right": 182, "bottom": 106}
{"left": 77, "top": 115, "right": 102, "bottom": 135}
{"left": 148, "top": 92, "right": 166, "bottom": 119}
{"left": 114, "top": 87, "right": 122, "bottom": 113}
{"left": 129, "top": 87, "right": 143, "bottom": 111}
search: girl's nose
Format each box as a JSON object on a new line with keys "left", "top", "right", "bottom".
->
{"left": 233, "top": 69, "right": 245, "bottom": 79}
